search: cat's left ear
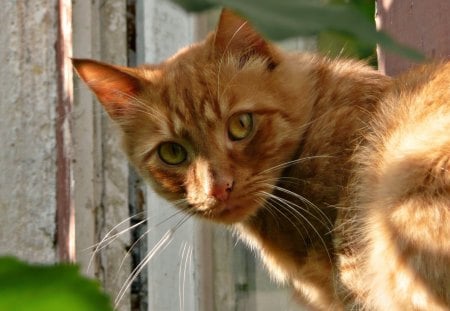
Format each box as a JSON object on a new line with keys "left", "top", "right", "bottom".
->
{"left": 213, "top": 9, "right": 279, "bottom": 69}
{"left": 72, "top": 58, "right": 142, "bottom": 119}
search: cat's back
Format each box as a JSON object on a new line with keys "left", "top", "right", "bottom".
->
{"left": 369, "top": 61, "right": 450, "bottom": 187}
{"left": 381, "top": 61, "right": 450, "bottom": 130}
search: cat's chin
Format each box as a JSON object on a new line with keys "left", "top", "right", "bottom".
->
{"left": 204, "top": 200, "right": 262, "bottom": 224}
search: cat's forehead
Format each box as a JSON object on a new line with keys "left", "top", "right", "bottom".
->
{"left": 138, "top": 44, "right": 273, "bottom": 148}
{"left": 152, "top": 57, "right": 245, "bottom": 117}
{"left": 156, "top": 51, "right": 265, "bottom": 111}
{"left": 154, "top": 67, "right": 230, "bottom": 142}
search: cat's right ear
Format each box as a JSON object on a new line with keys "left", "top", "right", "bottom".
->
{"left": 72, "top": 58, "right": 141, "bottom": 119}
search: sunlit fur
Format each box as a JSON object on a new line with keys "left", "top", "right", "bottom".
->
{"left": 336, "top": 62, "right": 450, "bottom": 310}
{"left": 74, "top": 10, "right": 450, "bottom": 311}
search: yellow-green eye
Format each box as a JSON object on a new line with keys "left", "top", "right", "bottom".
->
{"left": 158, "top": 142, "right": 187, "bottom": 165}
{"left": 228, "top": 113, "right": 253, "bottom": 141}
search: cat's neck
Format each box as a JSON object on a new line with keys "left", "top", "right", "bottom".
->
{"left": 235, "top": 54, "right": 391, "bottom": 283}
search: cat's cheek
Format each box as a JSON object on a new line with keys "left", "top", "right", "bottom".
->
{"left": 147, "top": 166, "right": 185, "bottom": 194}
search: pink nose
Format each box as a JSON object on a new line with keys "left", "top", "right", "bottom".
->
{"left": 210, "top": 178, "right": 234, "bottom": 202}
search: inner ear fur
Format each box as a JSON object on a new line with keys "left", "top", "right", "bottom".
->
{"left": 72, "top": 58, "right": 142, "bottom": 118}
{"left": 213, "top": 9, "right": 280, "bottom": 69}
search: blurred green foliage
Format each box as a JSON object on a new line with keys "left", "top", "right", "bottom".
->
{"left": 0, "top": 257, "right": 113, "bottom": 311}
{"left": 172, "top": 0, "right": 422, "bottom": 61}
{"left": 317, "top": 0, "right": 377, "bottom": 64}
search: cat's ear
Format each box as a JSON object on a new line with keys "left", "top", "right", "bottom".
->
{"left": 213, "top": 9, "right": 278, "bottom": 69}
{"left": 72, "top": 58, "right": 142, "bottom": 119}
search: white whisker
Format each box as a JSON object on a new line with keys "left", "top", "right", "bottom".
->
{"left": 258, "top": 191, "right": 308, "bottom": 246}
{"left": 179, "top": 243, "right": 193, "bottom": 311}
{"left": 259, "top": 155, "right": 333, "bottom": 175}
{"left": 114, "top": 213, "right": 192, "bottom": 308}
{"left": 86, "top": 212, "right": 146, "bottom": 272}
{"left": 254, "top": 196, "right": 281, "bottom": 229}
{"left": 179, "top": 242, "right": 188, "bottom": 311}
{"left": 115, "top": 226, "right": 151, "bottom": 280}
{"left": 271, "top": 185, "right": 333, "bottom": 228}
{"left": 263, "top": 191, "right": 333, "bottom": 265}
{"left": 115, "top": 228, "right": 174, "bottom": 308}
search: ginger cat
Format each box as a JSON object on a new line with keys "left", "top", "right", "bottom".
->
{"left": 73, "top": 10, "right": 450, "bottom": 311}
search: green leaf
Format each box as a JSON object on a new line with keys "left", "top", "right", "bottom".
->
{"left": 171, "top": 0, "right": 423, "bottom": 60}
{"left": 0, "top": 257, "right": 113, "bottom": 311}
{"left": 174, "top": 0, "right": 216, "bottom": 11}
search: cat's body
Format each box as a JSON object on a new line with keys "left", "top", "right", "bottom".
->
{"left": 336, "top": 62, "right": 450, "bottom": 310}
{"left": 74, "top": 10, "right": 450, "bottom": 311}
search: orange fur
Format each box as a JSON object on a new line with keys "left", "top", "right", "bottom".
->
{"left": 337, "top": 62, "right": 450, "bottom": 310}
{"left": 74, "top": 10, "right": 450, "bottom": 310}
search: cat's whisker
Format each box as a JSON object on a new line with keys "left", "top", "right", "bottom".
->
{"left": 331, "top": 214, "right": 365, "bottom": 236}
{"left": 184, "top": 245, "right": 193, "bottom": 311}
{"left": 271, "top": 184, "right": 333, "bottom": 228}
{"left": 262, "top": 191, "right": 333, "bottom": 265}
{"left": 254, "top": 179, "right": 332, "bottom": 229}
{"left": 254, "top": 197, "right": 281, "bottom": 229}
{"left": 93, "top": 204, "right": 183, "bottom": 255}
{"left": 178, "top": 242, "right": 188, "bottom": 311}
{"left": 260, "top": 176, "right": 307, "bottom": 189}
{"left": 109, "top": 209, "right": 186, "bottom": 281}
{"left": 331, "top": 203, "right": 360, "bottom": 211}
{"left": 250, "top": 195, "right": 281, "bottom": 229}
{"left": 280, "top": 108, "right": 338, "bottom": 137}
{"left": 115, "top": 225, "right": 152, "bottom": 281}
{"left": 89, "top": 217, "right": 147, "bottom": 254}
{"left": 115, "top": 229, "right": 174, "bottom": 308}
{"left": 171, "top": 198, "right": 189, "bottom": 208}
{"left": 151, "top": 208, "right": 188, "bottom": 228}
{"left": 114, "top": 213, "right": 192, "bottom": 308}
{"left": 265, "top": 176, "right": 304, "bottom": 183}
{"left": 257, "top": 191, "right": 308, "bottom": 247}
{"left": 258, "top": 155, "right": 334, "bottom": 175}
{"left": 178, "top": 242, "right": 193, "bottom": 311}
{"left": 86, "top": 212, "right": 147, "bottom": 273}
{"left": 85, "top": 211, "right": 146, "bottom": 251}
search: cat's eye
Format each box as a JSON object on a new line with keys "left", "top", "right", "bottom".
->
{"left": 228, "top": 113, "right": 253, "bottom": 141}
{"left": 158, "top": 142, "right": 187, "bottom": 165}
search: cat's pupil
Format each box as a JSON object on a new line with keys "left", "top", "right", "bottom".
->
{"left": 239, "top": 117, "right": 246, "bottom": 128}
{"left": 228, "top": 113, "right": 253, "bottom": 141}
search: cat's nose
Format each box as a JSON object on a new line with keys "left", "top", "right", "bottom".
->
{"left": 210, "top": 177, "right": 234, "bottom": 202}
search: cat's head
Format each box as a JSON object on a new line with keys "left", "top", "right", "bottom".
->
{"left": 73, "top": 10, "right": 314, "bottom": 224}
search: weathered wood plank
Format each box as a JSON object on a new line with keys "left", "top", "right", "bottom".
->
{"left": 0, "top": 0, "right": 59, "bottom": 263}
{"left": 72, "top": 1, "right": 131, "bottom": 310}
